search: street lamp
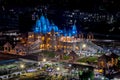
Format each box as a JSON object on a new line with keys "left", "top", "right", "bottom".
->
{"left": 56, "top": 67, "right": 60, "bottom": 71}
{"left": 43, "top": 58, "right": 46, "bottom": 62}
{"left": 82, "top": 44, "right": 86, "bottom": 48}
{"left": 20, "top": 64, "right": 25, "bottom": 74}
{"left": 20, "top": 64, "right": 25, "bottom": 69}
{"left": 82, "top": 44, "right": 87, "bottom": 56}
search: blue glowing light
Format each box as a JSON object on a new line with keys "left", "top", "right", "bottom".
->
{"left": 63, "top": 28, "right": 67, "bottom": 36}
{"left": 34, "top": 15, "right": 48, "bottom": 34}
{"left": 46, "top": 18, "right": 50, "bottom": 26}
{"left": 71, "top": 24, "right": 77, "bottom": 35}
{"left": 33, "top": 14, "right": 78, "bottom": 36}
{"left": 46, "top": 18, "right": 50, "bottom": 32}
{"left": 40, "top": 15, "right": 46, "bottom": 26}
{"left": 68, "top": 29, "right": 72, "bottom": 37}
{"left": 51, "top": 23, "right": 58, "bottom": 32}
{"left": 36, "top": 19, "right": 41, "bottom": 27}
{"left": 42, "top": 24, "right": 47, "bottom": 34}
{"left": 59, "top": 30, "right": 63, "bottom": 33}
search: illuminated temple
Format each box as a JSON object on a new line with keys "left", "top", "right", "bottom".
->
{"left": 3, "top": 14, "right": 103, "bottom": 56}
{"left": 33, "top": 14, "right": 77, "bottom": 36}
{"left": 29, "top": 15, "right": 103, "bottom": 55}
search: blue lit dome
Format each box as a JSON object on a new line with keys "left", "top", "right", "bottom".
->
{"left": 63, "top": 28, "right": 67, "bottom": 36}
{"left": 36, "top": 19, "right": 41, "bottom": 27}
{"left": 51, "top": 23, "right": 58, "bottom": 32}
{"left": 42, "top": 25, "right": 47, "bottom": 34}
{"left": 71, "top": 24, "right": 77, "bottom": 35}
{"left": 59, "top": 30, "right": 63, "bottom": 34}
{"left": 46, "top": 18, "right": 51, "bottom": 32}
{"left": 68, "top": 29, "right": 72, "bottom": 37}
{"left": 46, "top": 18, "right": 50, "bottom": 26}
{"left": 33, "top": 14, "right": 61, "bottom": 34}
{"left": 34, "top": 27, "right": 39, "bottom": 33}
{"left": 33, "top": 15, "right": 47, "bottom": 33}
{"left": 40, "top": 15, "right": 46, "bottom": 25}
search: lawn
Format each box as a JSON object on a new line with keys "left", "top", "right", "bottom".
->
{"left": 63, "top": 55, "right": 70, "bottom": 60}
{"left": 77, "top": 56, "right": 98, "bottom": 63}
{"left": 42, "top": 50, "right": 55, "bottom": 58}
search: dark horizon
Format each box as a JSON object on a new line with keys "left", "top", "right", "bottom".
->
{"left": 0, "top": 0, "right": 120, "bottom": 11}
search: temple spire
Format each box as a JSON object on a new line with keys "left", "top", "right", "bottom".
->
{"left": 71, "top": 21, "right": 77, "bottom": 36}
{"left": 74, "top": 20, "right": 77, "bottom": 24}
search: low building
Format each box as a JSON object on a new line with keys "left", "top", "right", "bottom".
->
{"left": 98, "top": 53, "right": 119, "bottom": 69}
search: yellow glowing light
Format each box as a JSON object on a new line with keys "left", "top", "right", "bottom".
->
{"left": 82, "top": 44, "right": 86, "bottom": 48}
{"left": 56, "top": 67, "right": 60, "bottom": 71}
{"left": 20, "top": 64, "right": 25, "bottom": 69}
{"left": 43, "top": 58, "right": 46, "bottom": 62}
{"left": 41, "top": 36, "right": 44, "bottom": 40}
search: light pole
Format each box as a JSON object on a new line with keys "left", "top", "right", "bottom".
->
{"left": 56, "top": 67, "right": 60, "bottom": 71}
{"left": 82, "top": 43, "right": 86, "bottom": 56}
{"left": 56, "top": 67, "right": 60, "bottom": 77}
{"left": 20, "top": 63, "right": 25, "bottom": 73}
{"left": 42, "top": 58, "right": 47, "bottom": 70}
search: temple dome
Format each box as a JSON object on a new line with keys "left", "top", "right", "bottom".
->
{"left": 33, "top": 14, "right": 77, "bottom": 36}
{"left": 71, "top": 24, "right": 77, "bottom": 35}
{"left": 40, "top": 15, "right": 46, "bottom": 25}
{"left": 50, "top": 23, "right": 58, "bottom": 32}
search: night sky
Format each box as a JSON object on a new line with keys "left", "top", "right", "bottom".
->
{"left": 0, "top": 0, "right": 120, "bottom": 11}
